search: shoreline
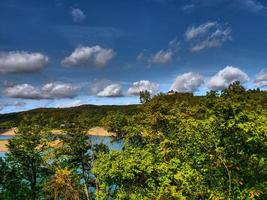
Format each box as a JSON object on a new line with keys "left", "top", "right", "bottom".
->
{"left": 0, "top": 126, "right": 116, "bottom": 137}
{"left": 0, "top": 127, "right": 116, "bottom": 152}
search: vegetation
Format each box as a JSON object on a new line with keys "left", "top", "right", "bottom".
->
{"left": 0, "top": 104, "right": 139, "bottom": 129}
{"left": 0, "top": 82, "right": 266, "bottom": 199}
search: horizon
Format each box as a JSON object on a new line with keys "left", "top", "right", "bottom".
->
{"left": 0, "top": 0, "right": 267, "bottom": 113}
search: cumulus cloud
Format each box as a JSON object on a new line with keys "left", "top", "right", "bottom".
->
{"left": 89, "top": 79, "right": 112, "bottom": 95}
{"left": 254, "top": 69, "right": 267, "bottom": 87}
{"left": 62, "top": 45, "right": 115, "bottom": 67}
{"left": 89, "top": 79, "right": 124, "bottom": 97}
{"left": 127, "top": 80, "right": 159, "bottom": 96}
{"left": 0, "top": 51, "right": 49, "bottom": 73}
{"left": 170, "top": 72, "right": 203, "bottom": 92}
{"left": 207, "top": 66, "right": 249, "bottom": 90}
{"left": 185, "top": 21, "right": 232, "bottom": 52}
{"left": 97, "top": 84, "right": 123, "bottom": 97}
{"left": 4, "top": 82, "right": 79, "bottom": 99}
{"left": 70, "top": 8, "right": 86, "bottom": 23}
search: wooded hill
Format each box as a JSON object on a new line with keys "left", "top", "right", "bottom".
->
{"left": 0, "top": 104, "right": 139, "bottom": 128}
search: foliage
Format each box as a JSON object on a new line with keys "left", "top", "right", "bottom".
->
{"left": 0, "top": 82, "right": 266, "bottom": 199}
{"left": 139, "top": 90, "right": 151, "bottom": 104}
{"left": 43, "top": 168, "right": 82, "bottom": 200}
{"left": 3, "top": 115, "right": 53, "bottom": 200}
{"left": 93, "top": 82, "right": 267, "bottom": 199}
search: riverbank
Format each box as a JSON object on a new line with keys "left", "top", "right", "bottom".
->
{"left": 0, "top": 127, "right": 116, "bottom": 152}
{"left": 0, "top": 126, "right": 115, "bottom": 137}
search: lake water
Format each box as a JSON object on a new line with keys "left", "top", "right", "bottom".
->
{"left": 0, "top": 135, "right": 13, "bottom": 140}
{"left": 0, "top": 152, "right": 6, "bottom": 157}
{"left": 90, "top": 136, "right": 123, "bottom": 151}
{"left": 0, "top": 135, "right": 123, "bottom": 158}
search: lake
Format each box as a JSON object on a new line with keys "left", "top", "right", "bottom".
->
{"left": 0, "top": 135, "right": 123, "bottom": 158}
{"left": 0, "top": 135, "right": 13, "bottom": 140}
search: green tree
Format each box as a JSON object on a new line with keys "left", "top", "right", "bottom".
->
{"left": 5, "top": 116, "right": 52, "bottom": 200}
{"left": 139, "top": 90, "right": 151, "bottom": 103}
{"left": 92, "top": 83, "right": 267, "bottom": 199}
{"left": 101, "top": 111, "right": 128, "bottom": 138}
{"left": 57, "top": 121, "right": 93, "bottom": 200}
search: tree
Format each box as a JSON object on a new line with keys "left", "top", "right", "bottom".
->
{"left": 0, "top": 158, "right": 30, "bottom": 200}
{"left": 92, "top": 83, "right": 267, "bottom": 199}
{"left": 6, "top": 115, "right": 52, "bottom": 200}
{"left": 57, "top": 121, "right": 93, "bottom": 200}
{"left": 43, "top": 168, "right": 82, "bottom": 200}
{"left": 101, "top": 111, "right": 128, "bottom": 138}
{"left": 139, "top": 90, "right": 151, "bottom": 104}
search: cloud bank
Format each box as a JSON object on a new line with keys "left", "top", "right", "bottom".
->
{"left": 4, "top": 82, "right": 79, "bottom": 99}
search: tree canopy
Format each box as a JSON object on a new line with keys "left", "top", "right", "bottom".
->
{"left": 0, "top": 82, "right": 266, "bottom": 199}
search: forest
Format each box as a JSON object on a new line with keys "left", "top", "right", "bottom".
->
{"left": 0, "top": 82, "right": 266, "bottom": 199}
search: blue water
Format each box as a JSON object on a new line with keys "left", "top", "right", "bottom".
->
{"left": 0, "top": 135, "right": 123, "bottom": 157}
{"left": 90, "top": 136, "right": 123, "bottom": 151}
{"left": 0, "top": 135, "right": 13, "bottom": 140}
{"left": 0, "top": 152, "right": 6, "bottom": 157}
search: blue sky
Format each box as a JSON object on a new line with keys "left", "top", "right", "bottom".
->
{"left": 0, "top": 0, "right": 267, "bottom": 113}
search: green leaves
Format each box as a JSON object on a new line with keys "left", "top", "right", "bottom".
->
{"left": 92, "top": 84, "right": 267, "bottom": 199}
{"left": 1, "top": 83, "right": 266, "bottom": 199}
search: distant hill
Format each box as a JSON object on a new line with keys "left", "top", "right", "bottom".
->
{"left": 0, "top": 104, "right": 139, "bottom": 128}
{"left": 0, "top": 89, "right": 266, "bottom": 129}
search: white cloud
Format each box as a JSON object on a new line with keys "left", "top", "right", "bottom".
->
{"left": 127, "top": 80, "right": 159, "bottom": 96}
{"left": 62, "top": 45, "right": 115, "bottom": 67}
{"left": 0, "top": 100, "right": 26, "bottom": 112}
{"left": 4, "top": 84, "right": 40, "bottom": 99}
{"left": 150, "top": 50, "right": 173, "bottom": 64}
{"left": 170, "top": 72, "right": 203, "bottom": 92}
{"left": 238, "top": 0, "right": 265, "bottom": 12}
{"left": 185, "top": 21, "right": 232, "bottom": 52}
{"left": 0, "top": 51, "right": 49, "bottom": 73}
{"left": 57, "top": 100, "right": 83, "bottom": 108}
{"left": 4, "top": 82, "right": 79, "bottom": 99}
{"left": 185, "top": 21, "right": 217, "bottom": 41}
{"left": 207, "top": 66, "right": 249, "bottom": 90}
{"left": 137, "top": 51, "right": 146, "bottom": 62}
{"left": 89, "top": 79, "right": 112, "bottom": 95}
{"left": 70, "top": 8, "right": 86, "bottom": 23}
{"left": 97, "top": 84, "right": 123, "bottom": 97}
{"left": 254, "top": 69, "right": 267, "bottom": 87}
{"left": 137, "top": 39, "right": 179, "bottom": 65}
{"left": 182, "top": 0, "right": 265, "bottom": 12}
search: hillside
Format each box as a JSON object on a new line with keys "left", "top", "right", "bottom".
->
{"left": 0, "top": 104, "right": 139, "bottom": 128}
{"left": 1, "top": 89, "right": 266, "bottom": 129}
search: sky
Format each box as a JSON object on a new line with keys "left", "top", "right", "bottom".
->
{"left": 0, "top": 0, "right": 267, "bottom": 113}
